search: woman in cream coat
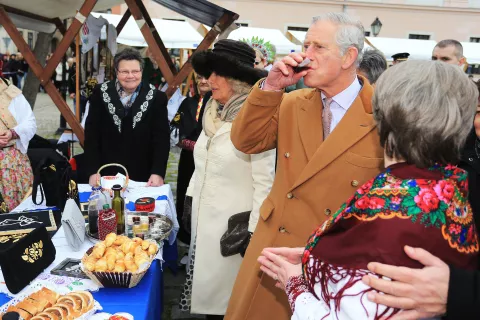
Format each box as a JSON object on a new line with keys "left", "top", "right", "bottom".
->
{"left": 179, "top": 40, "right": 275, "bottom": 319}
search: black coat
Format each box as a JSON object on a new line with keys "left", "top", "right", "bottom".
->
{"left": 446, "top": 129, "right": 480, "bottom": 320}
{"left": 84, "top": 81, "right": 170, "bottom": 182}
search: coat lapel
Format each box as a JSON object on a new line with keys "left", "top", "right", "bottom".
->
{"left": 291, "top": 78, "right": 377, "bottom": 190}
{"left": 131, "top": 83, "right": 156, "bottom": 129}
{"left": 296, "top": 89, "right": 324, "bottom": 161}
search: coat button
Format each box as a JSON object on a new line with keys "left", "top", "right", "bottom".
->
{"left": 324, "top": 209, "right": 331, "bottom": 216}
{"left": 351, "top": 180, "right": 359, "bottom": 187}
{"left": 469, "top": 158, "right": 474, "bottom": 162}
{"left": 287, "top": 193, "right": 293, "bottom": 199}
{"left": 279, "top": 226, "right": 287, "bottom": 233}
{"left": 284, "top": 152, "right": 290, "bottom": 158}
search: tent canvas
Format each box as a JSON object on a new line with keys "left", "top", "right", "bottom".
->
{"left": 92, "top": 12, "right": 204, "bottom": 49}
{"left": 461, "top": 42, "right": 480, "bottom": 64}
{"left": 366, "top": 37, "right": 437, "bottom": 61}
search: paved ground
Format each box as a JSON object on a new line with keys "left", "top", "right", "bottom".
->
{"left": 33, "top": 93, "right": 202, "bottom": 319}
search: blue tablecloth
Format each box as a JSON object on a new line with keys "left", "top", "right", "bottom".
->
{"left": 0, "top": 260, "right": 163, "bottom": 320}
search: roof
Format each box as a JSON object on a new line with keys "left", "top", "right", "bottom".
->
{"left": 366, "top": 37, "right": 437, "bottom": 61}
{"left": 93, "top": 12, "right": 203, "bottom": 49}
{"left": 0, "top": 0, "right": 124, "bottom": 19}
{"left": 152, "top": 0, "right": 236, "bottom": 27}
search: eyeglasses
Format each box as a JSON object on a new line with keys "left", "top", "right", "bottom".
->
{"left": 117, "top": 70, "right": 142, "bottom": 76}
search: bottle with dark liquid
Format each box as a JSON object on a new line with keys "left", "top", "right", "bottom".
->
{"left": 87, "top": 186, "right": 107, "bottom": 235}
{"left": 112, "top": 184, "right": 125, "bottom": 235}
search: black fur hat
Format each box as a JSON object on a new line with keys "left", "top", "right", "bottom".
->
{"left": 192, "top": 39, "right": 268, "bottom": 86}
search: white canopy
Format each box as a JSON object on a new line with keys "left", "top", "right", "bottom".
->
{"left": 92, "top": 12, "right": 203, "bottom": 49}
{"left": 1, "top": 0, "right": 123, "bottom": 19}
{"left": 366, "top": 37, "right": 437, "bottom": 61}
{"left": 228, "top": 27, "right": 301, "bottom": 55}
{"left": 461, "top": 42, "right": 480, "bottom": 64}
{"left": 288, "top": 30, "right": 307, "bottom": 45}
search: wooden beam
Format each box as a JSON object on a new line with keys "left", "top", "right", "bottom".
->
{"left": 2, "top": 5, "right": 56, "bottom": 24}
{"left": 41, "top": 0, "right": 97, "bottom": 85}
{"left": 165, "top": 12, "right": 238, "bottom": 98}
{"left": 125, "top": 0, "right": 175, "bottom": 84}
{"left": 116, "top": 9, "right": 131, "bottom": 35}
{"left": 53, "top": 18, "right": 76, "bottom": 52}
{"left": 0, "top": 7, "right": 85, "bottom": 145}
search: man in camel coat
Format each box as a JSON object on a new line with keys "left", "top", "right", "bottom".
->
{"left": 225, "top": 13, "right": 384, "bottom": 320}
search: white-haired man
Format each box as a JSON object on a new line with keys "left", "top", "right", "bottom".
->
{"left": 225, "top": 13, "right": 384, "bottom": 320}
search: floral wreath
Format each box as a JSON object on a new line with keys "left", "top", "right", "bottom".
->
{"left": 241, "top": 36, "right": 276, "bottom": 64}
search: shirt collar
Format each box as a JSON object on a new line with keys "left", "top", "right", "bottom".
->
{"left": 321, "top": 76, "right": 362, "bottom": 111}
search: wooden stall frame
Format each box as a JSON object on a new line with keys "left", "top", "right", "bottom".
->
{"left": 0, "top": 0, "right": 238, "bottom": 146}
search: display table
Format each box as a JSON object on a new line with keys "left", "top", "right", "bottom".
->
{"left": 0, "top": 261, "right": 163, "bottom": 319}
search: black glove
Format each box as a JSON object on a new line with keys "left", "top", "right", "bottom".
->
{"left": 240, "top": 232, "right": 253, "bottom": 258}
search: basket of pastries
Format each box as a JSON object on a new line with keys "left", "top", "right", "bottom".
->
{"left": 81, "top": 233, "right": 159, "bottom": 288}
{"left": 0, "top": 287, "right": 97, "bottom": 320}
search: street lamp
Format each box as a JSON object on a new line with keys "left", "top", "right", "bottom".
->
{"left": 371, "top": 17, "right": 382, "bottom": 37}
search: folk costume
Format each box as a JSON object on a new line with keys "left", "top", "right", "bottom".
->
{"left": 0, "top": 77, "right": 36, "bottom": 211}
{"left": 84, "top": 80, "right": 170, "bottom": 182}
{"left": 286, "top": 163, "right": 478, "bottom": 319}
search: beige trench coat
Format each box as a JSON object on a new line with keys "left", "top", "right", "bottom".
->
{"left": 186, "top": 121, "right": 276, "bottom": 315}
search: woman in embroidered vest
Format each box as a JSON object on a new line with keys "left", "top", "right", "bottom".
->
{"left": 178, "top": 39, "right": 275, "bottom": 319}
{"left": 257, "top": 60, "right": 480, "bottom": 319}
{"left": 84, "top": 48, "right": 170, "bottom": 186}
{"left": 0, "top": 77, "right": 36, "bottom": 211}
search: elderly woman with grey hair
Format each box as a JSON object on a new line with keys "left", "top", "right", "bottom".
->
{"left": 84, "top": 48, "right": 170, "bottom": 186}
{"left": 358, "top": 49, "right": 387, "bottom": 85}
{"left": 258, "top": 60, "right": 479, "bottom": 319}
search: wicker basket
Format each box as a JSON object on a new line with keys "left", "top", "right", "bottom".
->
{"left": 80, "top": 240, "right": 160, "bottom": 288}
{"left": 96, "top": 163, "right": 129, "bottom": 194}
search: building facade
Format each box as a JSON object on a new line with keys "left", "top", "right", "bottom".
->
{"left": 0, "top": 26, "right": 37, "bottom": 55}
{"left": 113, "top": 0, "right": 480, "bottom": 44}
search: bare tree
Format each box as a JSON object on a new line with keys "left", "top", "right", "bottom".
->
{"left": 22, "top": 32, "right": 53, "bottom": 109}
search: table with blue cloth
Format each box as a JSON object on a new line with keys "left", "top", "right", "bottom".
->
{"left": 0, "top": 259, "right": 164, "bottom": 319}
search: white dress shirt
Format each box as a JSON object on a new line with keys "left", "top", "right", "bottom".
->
{"left": 321, "top": 77, "right": 362, "bottom": 133}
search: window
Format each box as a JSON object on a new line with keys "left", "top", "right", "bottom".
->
{"left": 470, "top": 37, "right": 480, "bottom": 43}
{"left": 409, "top": 34, "right": 431, "bottom": 40}
{"left": 236, "top": 22, "right": 249, "bottom": 27}
{"left": 287, "top": 26, "right": 309, "bottom": 32}
{"left": 364, "top": 31, "right": 371, "bottom": 37}
{"left": 28, "top": 32, "right": 34, "bottom": 48}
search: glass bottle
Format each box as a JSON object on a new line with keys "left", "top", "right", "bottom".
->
{"left": 87, "top": 186, "right": 108, "bottom": 235}
{"left": 111, "top": 184, "right": 125, "bottom": 235}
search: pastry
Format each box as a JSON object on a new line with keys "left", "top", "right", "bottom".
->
{"left": 55, "top": 302, "right": 75, "bottom": 319}
{"left": 141, "top": 240, "right": 150, "bottom": 250}
{"left": 129, "top": 242, "right": 140, "bottom": 254}
{"left": 148, "top": 243, "right": 158, "bottom": 256}
{"left": 114, "top": 260, "right": 126, "bottom": 272}
{"left": 124, "top": 253, "right": 138, "bottom": 272}
{"left": 56, "top": 296, "right": 81, "bottom": 315}
{"left": 134, "top": 252, "right": 149, "bottom": 268}
{"left": 115, "top": 250, "right": 125, "bottom": 260}
{"left": 134, "top": 245, "right": 145, "bottom": 256}
{"left": 35, "top": 312, "right": 59, "bottom": 320}
{"left": 38, "top": 288, "right": 59, "bottom": 305}
{"left": 121, "top": 240, "right": 134, "bottom": 254}
{"left": 105, "top": 251, "right": 116, "bottom": 271}
{"left": 43, "top": 306, "right": 67, "bottom": 319}
{"left": 68, "top": 292, "right": 91, "bottom": 312}
{"left": 26, "top": 297, "right": 48, "bottom": 312}
{"left": 84, "top": 255, "right": 97, "bottom": 272}
{"left": 105, "top": 233, "right": 117, "bottom": 247}
{"left": 94, "top": 257, "right": 108, "bottom": 272}
{"left": 113, "top": 235, "right": 128, "bottom": 246}
{"left": 17, "top": 299, "right": 38, "bottom": 316}
{"left": 7, "top": 306, "right": 33, "bottom": 320}
{"left": 132, "top": 237, "right": 143, "bottom": 244}
{"left": 92, "top": 242, "right": 106, "bottom": 259}
{"left": 31, "top": 316, "right": 50, "bottom": 320}
{"left": 75, "top": 291, "right": 94, "bottom": 311}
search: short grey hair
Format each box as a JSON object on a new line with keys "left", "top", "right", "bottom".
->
{"left": 359, "top": 49, "right": 387, "bottom": 84}
{"left": 311, "top": 13, "right": 365, "bottom": 65}
{"left": 114, "top": 48, "right": 144, "bottom": 71}
{"left": 373, "top": 60, "right": 478, "bottom": 167}
{"left": 435, "top": 39, "right": 464, "bottom": 59}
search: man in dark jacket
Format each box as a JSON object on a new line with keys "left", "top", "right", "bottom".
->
{"left": 362, "top": 79, "right": 480, "bottom": 320}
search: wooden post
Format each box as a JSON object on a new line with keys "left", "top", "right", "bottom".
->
{"left": 124, "top": 0, "right": 176, "bottom": 84}
{"left": 41, "top": 0, "right": 97, "bottom": 85}
{"left": 75, "top": 33, "right": 80, "bottom": 120}
{"left": 116, "top": 9, "right": 131, "bottom": 35}
{"left": 0, "top": 7, "right": 85, "bottom": 145}
{"left": 165, "top": 12, "right": 239, "bottom": 98}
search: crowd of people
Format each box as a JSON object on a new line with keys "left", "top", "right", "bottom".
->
{"left": 0, "top": 53, "right": 29, "bottom": 89}
{"left": 1, "top": 10, "right": 479, "bottom": 320}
